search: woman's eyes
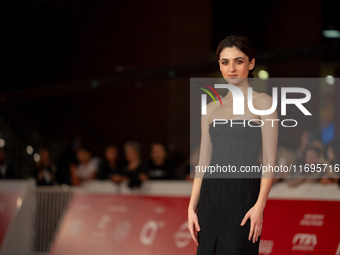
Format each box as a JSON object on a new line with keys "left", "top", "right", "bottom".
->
{"left": 221, "top": 60, "right": 243, "bottom": 65}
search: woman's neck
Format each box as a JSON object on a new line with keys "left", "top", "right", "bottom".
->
{"left": 225, "top": 79, "right": 250, "bottom": 99}
{"left": 238, "top": 80, "right": 250, "bottom": 95}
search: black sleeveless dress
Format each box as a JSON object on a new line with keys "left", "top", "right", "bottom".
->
{"left": 196, "top": 120, "right": 262, "bottom": 255}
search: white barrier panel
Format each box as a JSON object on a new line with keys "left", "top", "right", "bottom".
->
{"left": 34, "top": 186, "right": 72, "bottom": 253}
{"left": 49, "top": 190, "right": 340, "bottom": 255}
{"left": 0, "top": 179, "right": 35, "bottom": 255}
{"left": 260, "top": 199, "right": 340, "bottom": 254}
{"left": 50, "top": 193, "right": 194, "bottom": 255}
{"left": 0, "top": 179, "right": 339, "bottom": 255}
{"left": 80, "top": 180, "right": 340, "bottom": 200}
{"left": 119, "top": 180, "right": 193, "bottom": 196}
{"left": 268, "top": 182, "right": 340, "bottom": 200}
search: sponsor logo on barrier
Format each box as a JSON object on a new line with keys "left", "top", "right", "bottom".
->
{"left": 90, "top": 215, "right": 112, "bottom": 241}
{"left": 112, "top": 220, "right": 131, "bottom": 242}
{"left": 140, "top": 220, "right": 165, "bottom": 245}
{"left": 108, "top": 205, "right": 129, "bottom": 212}
{"left": 154, "top": 206, "right": 166, "bottom": 214}
{"left": 96, "top": 215, "right": 111, "bottom": 229}
{"left": 174, "top": 222, "right": 192, "bottom": 248}
{"left": 299, "top": 214, "right": 324, "bottom": 227}
{"left": 259, "top": 240, "right": 274, "bottom": 254}
{"left": 292, "top": 233, "right": 317, "bottom": 251}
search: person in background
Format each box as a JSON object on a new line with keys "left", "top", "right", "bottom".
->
{"left": 320, "top": 141, "right": 340, "bottom": 184}
{"left": 122, "top": 141, "right": 147, "bottom": 188}
{"left": 288, "top": 145, "right": 325, "bottom": 187}
{"left": 272, "top": 145, "right": 297, "bottom": 184}
{"left": 99, "top": 145, "right": 124, "bottom": 183}
{"left": 0, "top": 148, "right": 15, "bottom": 179}
{"left": 70, "top": 146, "right": 99, "bottom": 186}
{"left": 56, "top": 137, "right": 81, "bottom": 185}
{"left": 35, "top": 147, "right": 57, "bottom": 186}
{"left": 167, "top": 143, "right": 185, "bottom": 177}
{"left": 296, "top": 130, "right": 311, "bottom": 165}
{"left": 304, "top": 145, "right": 325, "bottom": 170}
{"left": 177, "top": 144, "right": 200, "bottom": 180}
{"left": 145, "top": 141, "right": 175, "bottom": 180}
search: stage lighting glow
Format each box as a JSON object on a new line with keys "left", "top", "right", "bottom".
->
{"left": 325, "top": 75, "right": 335, "bottom": 85}
{"left": 323, "top": 30, "right": 340, "bottom": 38}
{"left": 26, "top": 145, "right": 34, "bottom": 155}
{"left": 0, "top": 138, "right": 5, "bottom": 148}
{"left": 33, "top": 153, "right": 40, "bottom": 162}
{"left": 258, "top": 70, "right": 269, "bottom": 80}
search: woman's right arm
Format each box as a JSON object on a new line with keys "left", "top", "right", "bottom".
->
{"left": 188, "top": 109, "right": 213, "bottom": 245}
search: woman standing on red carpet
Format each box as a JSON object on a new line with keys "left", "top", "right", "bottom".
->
{"left": 188, "top": 35, "right": 278, "bottom": 255}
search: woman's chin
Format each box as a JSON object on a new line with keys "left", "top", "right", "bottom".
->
{"left": 224, "top": 77, "right": 247, "bottom": 85}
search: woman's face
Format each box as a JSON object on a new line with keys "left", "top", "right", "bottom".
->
{"left": 76, "top": 149, "right": 91, "bottom": 164}
{"left": 305, "top": 149, "right": 319, "bottom": 165}
{"left": 105, "top": 146, "right": 118, "bottom": 162}
{"left": 218, "top": 46, "right": 255, "bottom": 85}
{"left": 151, "top": 144, "right": 167, "bottom": 164}
{"left": 125, "top": 146, "right": 139, "bottom": 162}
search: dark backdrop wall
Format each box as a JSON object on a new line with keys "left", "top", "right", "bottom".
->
{"left": 1, "top": 0, "right": 339, "bottom": 177}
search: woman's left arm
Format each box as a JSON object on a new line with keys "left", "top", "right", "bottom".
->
{"left": 241, "top": 93, "right": 278, "bottom": 243}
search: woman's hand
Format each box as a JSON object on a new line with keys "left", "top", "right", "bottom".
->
{"left": 240, "top": 203, "right": 264, "bottom": 243}
{"left": 188, "top": 209, "right": 200, "bottom": 246}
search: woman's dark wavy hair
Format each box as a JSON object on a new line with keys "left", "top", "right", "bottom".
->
{"left": 216, "top": 35, "right": 256, "bottom": 78}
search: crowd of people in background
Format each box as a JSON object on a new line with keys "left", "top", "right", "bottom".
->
{"left": 274, "top": 130, "right": 340, "bottom": 186}
{"left": 1, "top": 133, "right": 340, "bottom": 189}
{"left": 0, "top": 140, "right": 191, "bottom": 188}
{"left": 59, "top": 140, "right": 192, "bottom": 187}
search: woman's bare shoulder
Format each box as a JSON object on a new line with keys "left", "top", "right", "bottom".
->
{"left": 206, "top": 99, "right": 220, "bottom": 110}
{"left": 201, "top": 100, "right": 219, "bottom": 124}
